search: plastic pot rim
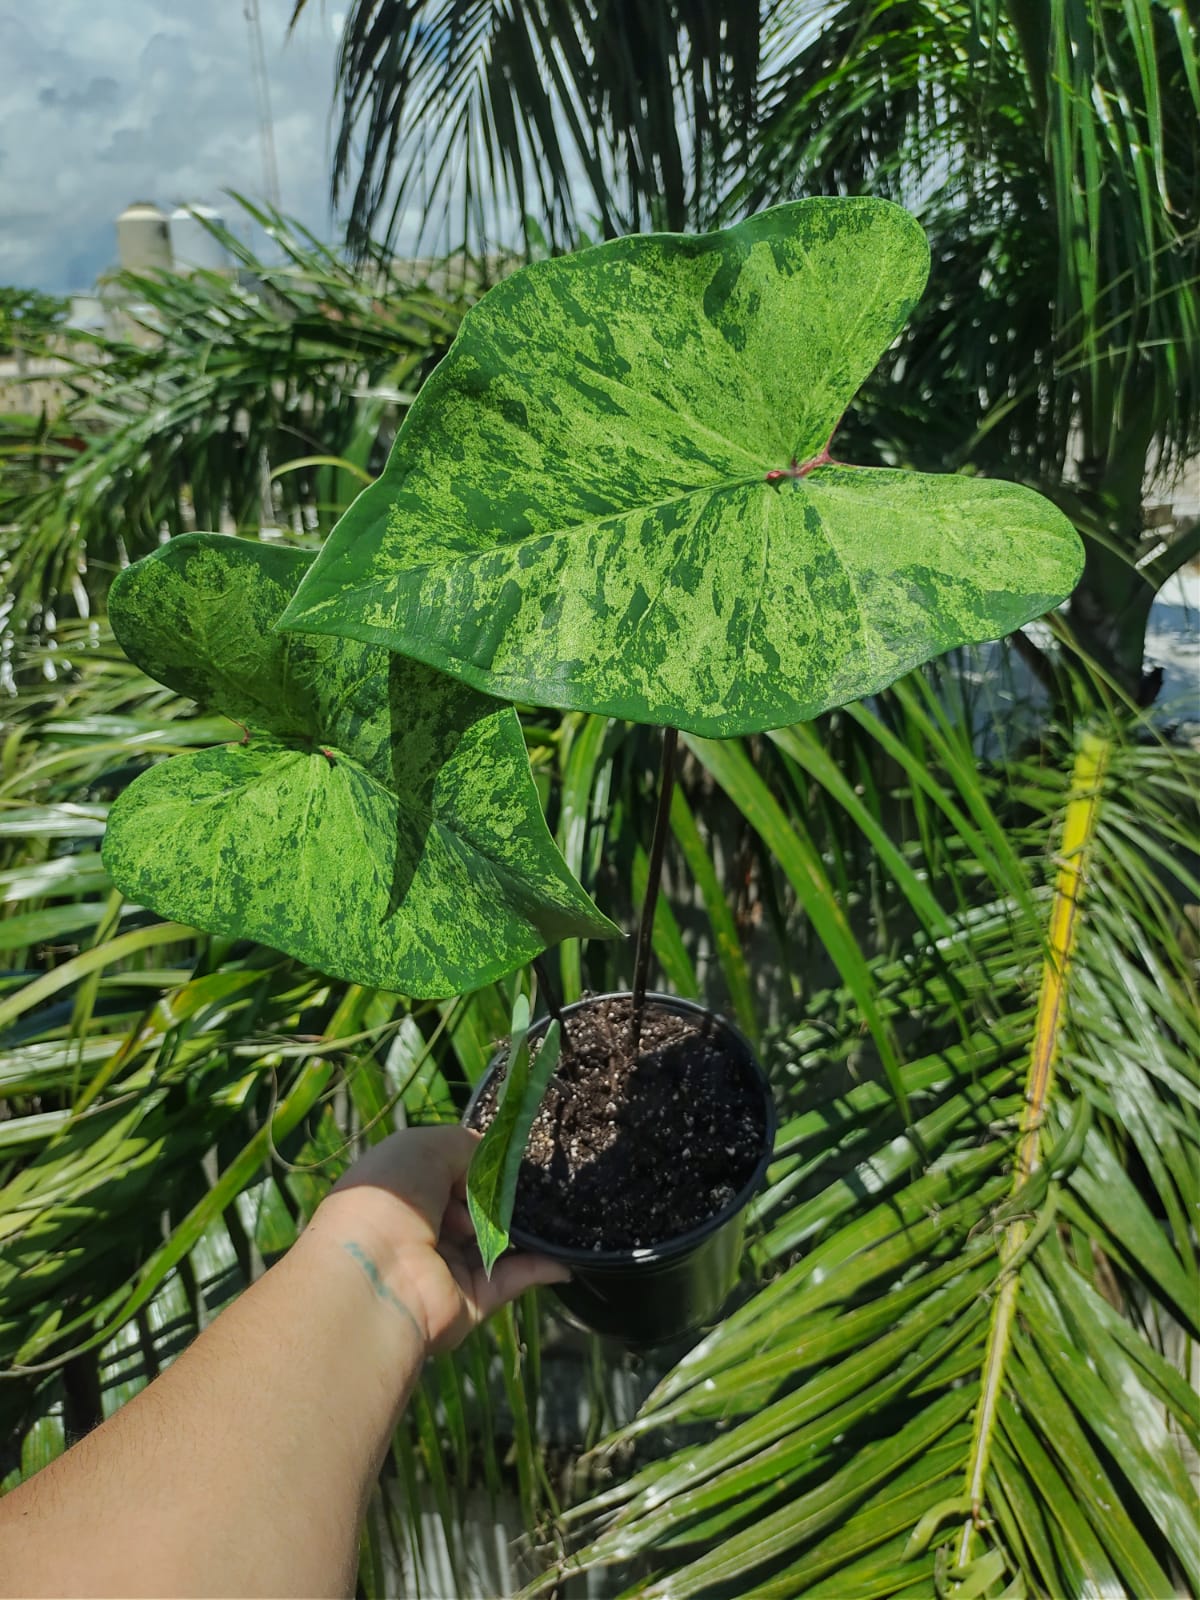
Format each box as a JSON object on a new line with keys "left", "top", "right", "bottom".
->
{"left": 463, "top": 989, "right": 776, "bottom": 1270}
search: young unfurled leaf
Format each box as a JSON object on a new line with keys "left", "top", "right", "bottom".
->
{"left": 280, "top": 197, "right": 1084, "bottom": 736}
{"left": 467, "top": 1011, "right": 562, "bottom": 1276}
{"left": 102, "top": 536, "right": 615, "bottom": 997}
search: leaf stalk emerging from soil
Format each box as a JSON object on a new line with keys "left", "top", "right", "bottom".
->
{"left": 631, "top": 725, "right": 681, "bottom": 1055}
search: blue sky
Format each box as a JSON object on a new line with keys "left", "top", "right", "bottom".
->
{"left": 0, "top": 1, "right": 348, "bottom": 291}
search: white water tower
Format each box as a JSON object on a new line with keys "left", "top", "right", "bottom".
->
{"left": 168, "top": 205, "right": 233, "bottom": 276}
{"left": 116, "top": 201, "right": 172, "bottom": 275}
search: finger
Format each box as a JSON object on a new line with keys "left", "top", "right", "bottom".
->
{"left": 482, "top": 1250, "right": 571, "bottom": 1315}
{"left": 440, "top": 1232, "right": 484, "bottom": 1275}
{"left": 450, "top": 1142, "right": 479, "bottom": 1205}
{"left": 441, "top": 1198, "right": 476, "bottom": 1242}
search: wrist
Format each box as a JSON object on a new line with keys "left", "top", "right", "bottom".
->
{"left": 301, "top": 1195, "right": 434, "bottom": 1357}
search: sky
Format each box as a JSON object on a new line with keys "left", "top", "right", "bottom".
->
{"left": 0, "top": 0, "right": 347, "bottom": 292}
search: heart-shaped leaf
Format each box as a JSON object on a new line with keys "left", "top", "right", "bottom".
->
{"left": 102, "top": 535, "right": 616, "bottom": 996}
{"left": 278, "top": 197, "right": 1084, "bottom": 736}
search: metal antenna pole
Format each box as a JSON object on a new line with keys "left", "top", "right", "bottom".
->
{"left": 245, "top": 0, "right": 282, "bottom": 211}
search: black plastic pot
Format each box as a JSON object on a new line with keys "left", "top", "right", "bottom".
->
{"left": 464, "top": 992, "right": 776, "bottom": 1347}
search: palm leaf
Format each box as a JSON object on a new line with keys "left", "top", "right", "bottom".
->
{"left": 1, "top": 200, "right": 470, "bottom": 628}
{"left": 539, "top": 703, "right": 1199, "bottom": 1598}
{"left": 292, "top": 0, "right": 766, "bottom": 251}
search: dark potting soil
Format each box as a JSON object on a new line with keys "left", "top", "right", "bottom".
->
{"left": 470, "top": 997, "right": 766, "bottom": 1252}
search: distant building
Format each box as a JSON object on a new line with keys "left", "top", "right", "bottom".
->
{"left": 0, "top": 201, "right": 237, "bottom": 413}
{"left": 116, "top": 201, "right": 234, "bottom": 279}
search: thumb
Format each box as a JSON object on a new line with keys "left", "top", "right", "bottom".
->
{"left": 482, "top": 1250, "right": 571, "bottom": 1314}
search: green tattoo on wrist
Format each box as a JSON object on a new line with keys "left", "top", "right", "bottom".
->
{"left": 340, "top": 1240, "right": 427, "bottom": 1347}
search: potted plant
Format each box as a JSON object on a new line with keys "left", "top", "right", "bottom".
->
{"left": 104, "top": 197, "right": 1083, "bottom": 1346}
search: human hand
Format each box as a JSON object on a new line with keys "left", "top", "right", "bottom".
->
{"left": 305, "top": 1125, "right": 569, "bottom": 1355}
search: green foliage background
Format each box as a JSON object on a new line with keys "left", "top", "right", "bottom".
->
{"left": 0, "top": 289, "right": 69, "bottom": 356}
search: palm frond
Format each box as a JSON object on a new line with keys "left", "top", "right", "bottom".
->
{"left": 537, "top": 697, "right": 1199, "bottom": 1598}
{"left": 744, "top": 0, "right": 1200, "bottom": 488}
{"left": 294, "top": 0, "right": 767, "bottom": 251}
{"left": 0, "top": 201, "right": 470, "bottom": 631}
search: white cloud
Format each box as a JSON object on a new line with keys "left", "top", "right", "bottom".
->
{"left": 0, "top": 0, "right": 341, "bottom": 290}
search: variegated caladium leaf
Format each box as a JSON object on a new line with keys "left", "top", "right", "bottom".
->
{"left": 278, "top": 197, "right": 1083, "bottom": 737}
{"left": 102, "top": 535, "right": 616, "bottom": 996}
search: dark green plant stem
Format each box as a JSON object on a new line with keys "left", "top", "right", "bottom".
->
{"left": 631, "top": 725, "right": 680, "bottom": 1051}
{"left": 532, "top": 956, "right": 565, "bottom": 1031}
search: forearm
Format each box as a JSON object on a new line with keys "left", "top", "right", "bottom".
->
{"left": 0, "top": 1125, "right": 564, "bottom": 1598}
{"left": 0, "top": 1215, "right": 426, "bottom": 1598}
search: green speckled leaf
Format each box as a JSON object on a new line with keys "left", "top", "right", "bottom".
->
{"left": 467, "top": 999, "right": 561, "bottom": 1275}
{"left": 102, "top": 535, "right": 615, "bottom": 996}
{"left": 278, "top": 197, "right": 1084, "bottom": 736}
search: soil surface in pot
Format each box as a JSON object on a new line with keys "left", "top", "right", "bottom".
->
{"left": 471, "top": 997, "right": 766, "bottom": 1251}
